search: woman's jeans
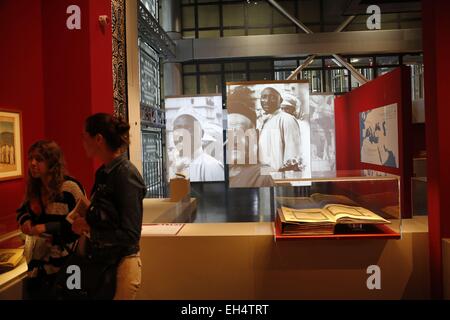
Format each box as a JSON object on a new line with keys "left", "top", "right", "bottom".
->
{"left": 113, "top": 252, "right": 142, "bottom": 300}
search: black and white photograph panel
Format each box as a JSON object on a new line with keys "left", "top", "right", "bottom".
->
{"left": 165, "top": 95, "right": 225, "bottom": 182}
{"left": 310, "top": 94, "right": 336, "bottom": 175}
{"left": 226, "top": 81, "right": 311, "bottom": 188}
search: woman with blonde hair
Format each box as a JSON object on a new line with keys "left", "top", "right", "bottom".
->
{"left": 16, "top": 140, "right": 85, "bottom": 299}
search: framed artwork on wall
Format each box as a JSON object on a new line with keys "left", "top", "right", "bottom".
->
{"left": 360, "top": 103, "right": 399, "bottom": 168}
{"left": 0, "top": 109, "right": 23, "bottom": 181}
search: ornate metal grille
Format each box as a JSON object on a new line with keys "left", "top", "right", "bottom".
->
{"left": 112, "top": 0, "right": 128, "bottom": 119}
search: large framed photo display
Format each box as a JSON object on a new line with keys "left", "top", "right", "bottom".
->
{"left": 165, "top": 95, "right": 225, "bottom": 182}
{"left": 0, "top": 109, "right": 23, "bottom": 181}
{"left": 360, "top": 103, "right": 399, "bottom": 168}
{"left": 227, "top": 80, "right": 311, "bottom": 188}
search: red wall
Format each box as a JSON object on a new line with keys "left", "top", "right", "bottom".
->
{"left": 42, "top": 0, "right": 113, "bottom": 193}
{"left": 335, "top": 66, "right": 413, "bottom": 218}
{"left": 422, "top": 0, "right": 450, "bottom": 299}
{"left": 0, "top": 0, "right": 46, "bottom": 234}
{"left": 0, "top": 0, "right": 114, "bottom": 235}
{"left": 42, "top": 0, "right": 93, "bottom": 191}
{"left": 89, "top": 0, "right": 114, "bottom": 115}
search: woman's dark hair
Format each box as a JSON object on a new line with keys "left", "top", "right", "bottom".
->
{"left": 85, "top": 113, "right": 130, "bottom": 151}
{"left": 26, "top": 140, "right": 66, "bottom": 202}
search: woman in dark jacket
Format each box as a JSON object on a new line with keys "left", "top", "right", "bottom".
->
{"left": 72, "top": 113, "right": 146, "bottom": 300}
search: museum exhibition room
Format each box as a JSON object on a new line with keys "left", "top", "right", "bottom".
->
{"left": 0, "top": 0, "right": 449, "bottom": 305}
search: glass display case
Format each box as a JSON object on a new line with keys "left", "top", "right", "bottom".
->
{"left": 271, "top": 170, "right": 401, "bottom": 240}
{"left": 412, "top": 157, "right": 427, "bottom": 216}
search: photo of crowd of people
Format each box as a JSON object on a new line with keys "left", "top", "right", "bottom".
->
{"left": 0, "top": 143, "right": 15, "bottom": 165}
{"left": 226, "top": 81, "right": 311, "bottom": 188}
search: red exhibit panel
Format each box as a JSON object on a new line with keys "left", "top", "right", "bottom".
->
{"left": 0, "top": 0, "right": 45, "bottom": 235}
{"left": 334, "top": 66, "right": 413, "bottom": 218}
{"left": 0, "top": 0, "right": 114, "bottom": 236}
{"left": 422, "top": 0, "right": 450, "bottom": 299}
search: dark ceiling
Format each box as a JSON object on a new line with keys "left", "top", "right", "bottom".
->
{"left": 344, "top": 0, "right": 421, "bottom": 15}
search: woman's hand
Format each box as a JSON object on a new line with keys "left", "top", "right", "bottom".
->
{"left": 21, "top": 220, "right": 33, "bottom": 235}
{"left": 72, "top": 217, "right": 90, "bottom": 235}
{"left": 30, "top": 224, "right": 46, "bottom": 236}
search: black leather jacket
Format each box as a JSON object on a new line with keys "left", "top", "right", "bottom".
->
{"left": 85, "top": 153, "right": 146, "bottom": 260}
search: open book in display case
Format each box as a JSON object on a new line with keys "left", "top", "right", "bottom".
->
{"left": 270, "top": 170, "right": 401, "bottom": 241}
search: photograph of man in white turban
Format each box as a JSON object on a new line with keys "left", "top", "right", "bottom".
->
{"left": 166, "top": 96, "right": 225, "bottom": 182}
{"left": 227, "top": 81, "right": 311, "bottom": 187}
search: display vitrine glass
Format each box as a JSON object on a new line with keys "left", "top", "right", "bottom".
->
{"left": 271, "top": 170, "right": 401, "bottom": 240}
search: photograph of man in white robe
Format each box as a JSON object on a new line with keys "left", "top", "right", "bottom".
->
{"left": 173, "top": 114, "right": 224, "bottom": 182}
{"left": 166, "top": 95, "right": 225, "bottom": 183}
{"left": 227, "top": 81, "right": 311, "bottom": 187}
{"left": 258, "top": 87, "right": 308, "bottom": 176}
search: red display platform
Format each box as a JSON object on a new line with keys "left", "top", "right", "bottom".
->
{"left": 274, "top": 214, "right": 401, "bottom": 241}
